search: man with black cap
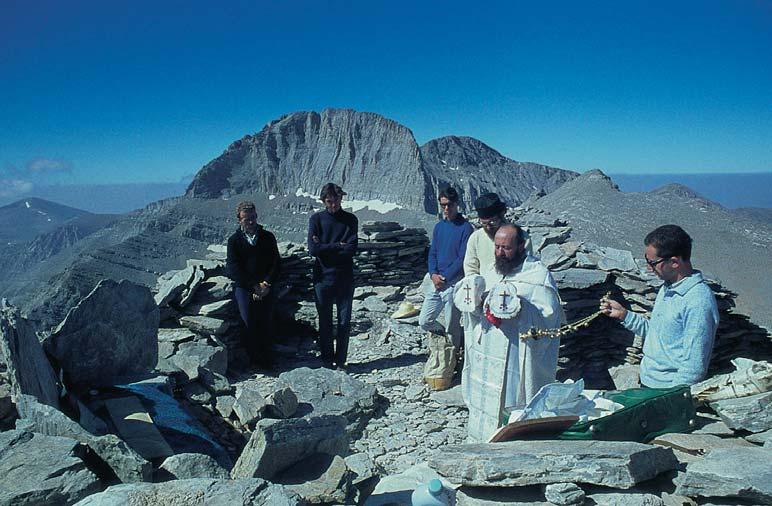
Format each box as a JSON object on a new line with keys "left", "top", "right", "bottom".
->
{"left": 308, "top": 183, "right": 358, "bottom": 370}
{"left": 464, "top": 193, "right": 508, "bottom": 276}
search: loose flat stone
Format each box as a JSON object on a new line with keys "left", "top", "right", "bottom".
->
{"left": 281, "top": 454, "right": 351, "bottom": 504}
{"left": 232, "top": 383, "right": 268, "bottom": 426}
{"left": 157, "top": 327, "right": 197, "bottom": 343}
{"left": 159, "top": 453, "right": 230, "bottom": 479}
{"left": 652, "top": 433, "right": 755, "bottom": 464}
{"left": 427, "top": 440, "right": 678, "bottom": 488}
{"left": 745, "top": 428, "right": 772, "bottom": 445}
{"left": 587, "top": 492, "right": 665, "bottom": 505}
{"left": 179, "top": 315, "right": 231, "bottom": 335}
{"left": 73, "top": 478, "right": 301, "bottom": 505}
{"left": 545, "top": 482, "right": 585, "bottom": 505}
{"left": 552, "top": 268, "right": 610, "bottom": 290}
{"left": 675, "top": 447, "right": 772, "bottom": 503}
{"left": 711, "top": 391, "right": 772, "bottom": 433}
{"left": 154, "top": 266, "right": 195, "bottom": 307}
{"left": 597, "top": 247, "right": 637, "bottom": 272}
{"left": 171, "top": 340, "right": 227, "bottom": 380}
{"left": 429, "top": 385, "right": 466, "bottom": 408}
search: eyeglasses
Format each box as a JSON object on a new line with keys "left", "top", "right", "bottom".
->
{"left": 438, "top": 201, "right": 456, "bottom": 208}
{"left": 645, "top": 256, "right": 669, "bottom": 268}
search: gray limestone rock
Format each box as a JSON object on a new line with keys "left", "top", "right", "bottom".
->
{"left": 276, "top": 367, "right": 378, "bottom": 437}
{"left": 171, "top": 339, "right": 227, "bottom": 380}
{"left": 231, "top": 415, "right": 349, "bottom": 480}
{"left": 154, "top": 266, "right": 194, "bottom": 307}
{"left": 179, "top": 315, "right": 231, "bottom": 335}
{"left": 178, "top": 266, "right": 206, "bottom": 307}
{"left": 73, "top": 478, "right": 300, "bottom": 505}
{"left": 157, "top": 327, "right": 196, "bottom": 343}
{"left": 429, "top": 384, "right": 466, "bottom": 407}
{"left": 651, "top": 432, "right": 755, "bottom": 464}
{"left": 710, "top": 391, "right": 772, "bottom": 433}
{"left": 199, "top": 368, "right": 233, "bottom": 395}
{"left": 233, "top": 383, "right": 268, "bottom": 426}
{"left": 609, "top": 364, "right": 642, "bottom": 390}
{"left": 597, "top": 247, "right": 638, "bottom": 272}
{"left": 0, "top": 430, "right": 101, "bottom": 506}
{"left": 282, "top": 454, "right": 352, "bottom": 504}
{"left": 552, "top": 268, "right": 610, "bottom": 289}
{"left": 0, "top": 300, "right": 60, "bottom": 409}
{"left": 159, "top": 453, "right": 230, "bottom": 479}
{"left": 427, "top": 440, "right": 678, "bottom": 488}
{"left": 266, "top": 387, "right": 299, "bottom": 419}
{"left": 345, "top": 452, "right": 378, "bottom": 486}
{"left": 587, "top": 492, "right": 665, "bottom": 506}
{"left": 215, "top": 395, "right": 236, "bottom": 418}
{"left": 745, "top": 428, "right": 772, "bottom": 445}
{"left": 182, "top": 298, "right": 234, "bottom": 317}
{"left": 363, "top": 295, "right": 389, "bottom": 313}
{"left": 675, "top": 447, "right": 772, "bottom": 503}
{"left": 46, "top": 279, "right": 159, "bottom": 388}
{"left": 544, "top": 482, "right": 585, "bottom": 505}
{"left": 14, "top": 394, "right": 151, "bottom": 483}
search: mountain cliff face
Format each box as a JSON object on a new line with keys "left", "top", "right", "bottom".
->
{"left": 186, "top": 109, "right": 578, "bottom": 214}
{"left": 187, "top": 109, "right": 434, "bottom": 212}
{"left": 420, "top": 136, "right": 578, "bottom": 211}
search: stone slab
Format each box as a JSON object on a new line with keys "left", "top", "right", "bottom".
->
{"left": 427, "top": 440, "right": 678, "bottom": 488}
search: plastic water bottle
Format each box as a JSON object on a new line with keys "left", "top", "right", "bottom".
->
{"left": 411, "top": 478, "right": 452, "bottom": 506}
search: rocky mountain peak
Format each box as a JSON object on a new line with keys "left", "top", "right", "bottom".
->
{"left": 186, "top": 108, "right": 433, "bottom": 212}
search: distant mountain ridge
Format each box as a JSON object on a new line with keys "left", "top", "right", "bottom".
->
{"left": 524, "top": 170, "right": 772, "bottom": 329}
{"left": 0, "top": 198, "right": 97, "bottom": 244}
{"left": 187, "top": 108, "right": 577, "bottom": 212}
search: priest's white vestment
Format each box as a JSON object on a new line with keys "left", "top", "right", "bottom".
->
{"left": 460, "top": 255, "right": 565, "bottom": 442}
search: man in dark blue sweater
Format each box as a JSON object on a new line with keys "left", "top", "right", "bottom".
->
{"left": 226, "top": 200, "right": 281, "bottom": 369}
{"left": 419, "top": 187, "right": 474, "bottom": 382}
{"left": 308, "top": 183, "right": 358, "bottom": 370}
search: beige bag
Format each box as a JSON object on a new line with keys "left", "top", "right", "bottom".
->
{"left": 423, "top": 332, "right": 457, "bottom": 391}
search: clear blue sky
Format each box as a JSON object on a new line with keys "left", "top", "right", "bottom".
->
{"left": 1, "top": 0, "right": 770, "bottom": 191}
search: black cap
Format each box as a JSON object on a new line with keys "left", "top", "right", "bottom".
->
{"left": 474, "top": 193, "right": 507, "bottom": 218}
{"left": 320, "top": 182, "right": 347, "bottom": 200}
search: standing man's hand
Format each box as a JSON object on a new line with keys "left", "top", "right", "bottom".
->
{"left": 312, "top": 235, "right": 320, "bottom": 243}
{"left": 431, "top": 273, "right": 446, "bottom": 290}
{"left": 601, "top": 297, "right": 628, "bottom": 321}
{"left": 252, "top": 282, "right": 271, "bottom": 301}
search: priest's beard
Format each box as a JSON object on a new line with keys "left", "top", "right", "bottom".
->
{"left": 495, "top": 251, "right": 526, "bottom": 275}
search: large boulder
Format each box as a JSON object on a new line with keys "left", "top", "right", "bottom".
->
{"left": 281, "top": 454, "right": 352, "bottom": 505}
{"left": 276, "top": 367, "right": 378, "bottom": 437}
{"left": 45, "top": 279, "right": 159, "bottom": 388}
{"left": 73, "top": 478, "right": 300, "bottom": 505}
{"left": 426, "top": 440, "right": 678, "bottom": 488}
{"left": 231, "top": 415, "right": 349, "bottom": 480}
{"left": 14, "top": 394, "right": 151, "bottom": 483}
{"left": 0, "top": 300, "right": 60, "bottom": 408}
{"left": 0, "top": 430, "right": 101, "bottom": 506}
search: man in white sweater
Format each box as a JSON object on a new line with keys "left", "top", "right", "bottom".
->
{"left": 463, "top": 193, "right": 508, "bottom": 276}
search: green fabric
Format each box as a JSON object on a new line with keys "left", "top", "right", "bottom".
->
{"left": 558, "top": 385, "right": 695, "bottom": 443}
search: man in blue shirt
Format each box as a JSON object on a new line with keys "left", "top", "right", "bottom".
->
{"left": 308, "top": 183, "right": 358, "bottom": 371}
{"left": 420, "top": 187, "right": 474, "bottom": 359}
{"left": 602, "top": 225, "right": 719, "bottom": 388}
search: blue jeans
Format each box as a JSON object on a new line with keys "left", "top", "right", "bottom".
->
{"left": 314, "top": 274, "right": 354, "bottom": 366}
{"left": 419, "top": 278, "right": 462, "bottom": 348}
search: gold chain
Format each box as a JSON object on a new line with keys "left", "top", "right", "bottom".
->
{"left": 518, "top": 291, "right": 611, "bottom": 341}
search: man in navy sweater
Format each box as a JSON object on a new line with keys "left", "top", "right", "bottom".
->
{"left": 308, "top": 183, "right": 359, "bottom": 370}
{"left": 226, "top": 200, "right": 281, "bottom": 369}
{"left": 420, "top": 187, "right": 474, "bottom": 359}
